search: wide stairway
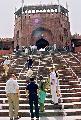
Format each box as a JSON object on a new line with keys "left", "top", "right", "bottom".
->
{"left": 0, "top": 52, "right": 81, "bottom": 117}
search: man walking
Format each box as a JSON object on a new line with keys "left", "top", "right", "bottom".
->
{"left": 5, "top": 74, "right": 20, "bottom": 120}
{"left": 25, "top": 77, "right": 39, "bottom": 120}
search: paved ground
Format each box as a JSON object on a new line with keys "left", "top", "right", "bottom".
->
{"left": 0, "top": 116, "right": 81, "bottom": 120}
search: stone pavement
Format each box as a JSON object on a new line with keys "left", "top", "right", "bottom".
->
{"left": 0, "top": 116, "right": 81, "bottom": 120}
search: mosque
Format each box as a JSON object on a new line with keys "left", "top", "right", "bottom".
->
{"left": 14, "top": 4, "right": 71, "bottom": 50}
{"left": 1, "top": 3, "right": 81, "bottom": 53}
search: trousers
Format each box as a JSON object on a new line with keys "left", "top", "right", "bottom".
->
{"left": 51, "top": 84, "right": 58, "bottom": 103}
{"left": 29, "top": 95, "right": 39, "bottom": 118}
{"left": 7, "top": 93, "right": 19, "bottom": 119}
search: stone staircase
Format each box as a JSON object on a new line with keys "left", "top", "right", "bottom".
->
{"left": 0, "top": 52, "right": 81, "bottom": 117}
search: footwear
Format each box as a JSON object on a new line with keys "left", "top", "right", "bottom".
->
{"left": 51, "top": 101, "right": 54, "bottom": 104}
{"left": 14, "top": 116, "right": 20, "bottom": 120}
{"left": 54, "top": 103, "right": 58, "bottom": 105}
{"left": 40, "top": 110, "right": 44, "bottom": 112}
{"left": 10, "top": 118, "right": 13, "bottom": 120}
{"left": 36, "top": 118, "right": 39, "bottom": 120}
{"left": 14, "top": 118, "right": 18, "bottom": 120}
{"left": 31, "top": 118, "right": 34, "bottom": 120}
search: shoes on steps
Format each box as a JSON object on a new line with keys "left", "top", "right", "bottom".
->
{"left": 31, "top": 117, "right": 34, "bottom": 120}
{"left": 36, "top": 118, "right": 39, "bottom": 120}
{"left": 10, "top": 118, "right": 13, "bottom": 120}
{"left": 54, "top": 103, "right": 58, "bottom": 105}
{"left": 14, "top": 116, "right": 20, "bottom": 120}
{"left": 51, "top": 101, "right": 54, "bottom": 104}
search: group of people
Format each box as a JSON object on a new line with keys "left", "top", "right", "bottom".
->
{"left": 5, "top": 63, "right": 60, "bottom": 120}
{"left": 3, "top": 52, "right": 60, "bottom": 120}
{"left": 0, "top": 53, "right": 60, "bottom": 120}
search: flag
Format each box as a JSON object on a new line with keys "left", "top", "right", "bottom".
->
{"left": 21, "top": 0, "right": 24, "bottom": 30}
{"left": 66, "top": 2, "right": 69, "bottom": 17}
{"left": 57, "top": 0, "right": 60, "bottom": 12}
{"left": 22, "top": 0, "right": 24, "bottom": 4}
{"left": 66, "top": 2, "right": 68, "bottom": 10}
{"left": 40, "top": 1, "right": 41, "bottom": 5}
{"left": 51, "top": 1, "right": 53, "bottom": 5}
{"left": 15, "top": 7, "right": 17, "bottom": 12}
{"left": 15, "top": 7, "right": 17, "bottom": 19}
{"left": 57, "top": 0, "right": 59, "bottom": 5}
{"left": 21, "top": 0, "right": 24, "bottom": 14}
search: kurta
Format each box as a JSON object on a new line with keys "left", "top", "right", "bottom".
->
{"left": 38, "top": 90, "right": 46, "bottom": 104}
{"left": 50, "top": 71, "right": 59, "bottom": 103}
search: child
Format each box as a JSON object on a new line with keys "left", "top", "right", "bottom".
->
{"left": 45, "top": 75, "right": 50, "bottom": 91}
{"left": 38, "top": 81, "right": 46, "bottom": 112}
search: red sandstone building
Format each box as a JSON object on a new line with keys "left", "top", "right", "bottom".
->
{"left": 71, "top": 34, "right": 81, "bottom": 52}
{"left": 0, "top": 38, "right": 14, "bottom": 55}
{"left": 0, "top": 38, "right": 14, "bottom": 50}
{"left": 14, "top": 4, "right": 71, "bottom": 49}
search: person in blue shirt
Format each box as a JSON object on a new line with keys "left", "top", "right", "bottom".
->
{"left": 25, "top": 77, "right": 39, "bottom": 120}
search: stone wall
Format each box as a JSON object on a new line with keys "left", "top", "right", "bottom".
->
{"left": 14, "top": 5, "right": 71, "bottom": 49}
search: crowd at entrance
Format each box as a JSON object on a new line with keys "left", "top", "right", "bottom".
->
{"left": 15, "top": 40, "right": 75, "bottom": 57}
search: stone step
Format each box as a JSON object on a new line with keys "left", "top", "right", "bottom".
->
{"left": 0, "top": 103, "right": 56, "bottom": 110}
{"left": 0, "top": 83, "right": 26, "bottom": 86}
{"left": 61, "top": 92, "right": 81, "bottom": 97}
{"left": 60, "top": 85, "right": 81, "bottom": 89}
{"left": 0, "top": 98, "right": 52, "bottom": 104}
{"left": 60, "top": 81, "right": 70, "bottom": 85}
{"left": 61, "top": 88, "right": 81, "bottom": 93}
{"left": 60, "top": 102, "right": 81, "bottom": 109}
{"left": 1, "top": 102, "right": 81, "bottom": 110}
{"left": 60, "top": 80, "right": 80, "bottom": 85}
{"left": 0, "top": 109, "right": 63, "bottom": 117}
{"left": 59, "top": 79, "right": 78, "bottom": 82}
{"left": 15, "top": 68, "right": 23, "bottom": 70}
{"left": 1, "top": 108, "right": 81, "bottom": 117}
{"left": 0, "top": 86, "right": 26, "bottom": 90}
{"left": 1, "top": 53, "right": 81, "bottom": 117}
{"left": 0, "top": 96, "right": 81, "bottom": 104}
{"left": 69, "top": 81, "right": 80, "bottom": 85}
{"left": 61, "top": 97, "right": 81, "bottom": 103}
{"left": 0, "top": 90, "right": 26, "bottom": 94}
{"left": 1, "top": 91, "right": 81, "bottom": 98}
{"left": 0, "top": 93, "right": 52, "bottom": 98}
{"left": 1, "top": 84, "right": 81, "bottom": 92}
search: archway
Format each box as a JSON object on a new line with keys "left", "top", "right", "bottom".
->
{"left": 31, "top": 27, "right": 53, "bottom": 47}
{"left": 36, "top": 37, "right": 49, "bottom": 50}
{"left": 32, "top": 27, "right": 53, "bottom": 38}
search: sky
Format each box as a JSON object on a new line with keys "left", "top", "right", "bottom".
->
{"left": 0, "top": 0, "right": 81, "bottom": 38}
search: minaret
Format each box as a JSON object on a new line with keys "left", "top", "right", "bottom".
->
{"left": 66, "top": 1, "right": 69, "bottom": 17}
{"left": 21, "top": 0, "right": 24, "bottom": 30}
{"left": 57, "top": 0, "right": 60, "bottom": 12}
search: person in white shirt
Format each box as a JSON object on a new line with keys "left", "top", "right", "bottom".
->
{"left": 25, "top": 47, "right": 28, "bottom": 55}
{"left": 5, "top": 74, "right": 19, "bottom": 120}
{"left": 50, "top": 67, "right": 59, "bottom": 104}
{"left": 54, "top": 43, "right": 56, "bottom": 51}
{"left": 26, "top": 68, "right": 33, "bottom": 81}
{"left": 3, "top": 57, "right": 10, "bottom": 76}
{"left": 3, "top": 57, "right": 10, "bottom": 65}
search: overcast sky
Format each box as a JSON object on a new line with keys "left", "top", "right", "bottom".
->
{"left": 0, "top": 0, "right": 81, "bottom": 38}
